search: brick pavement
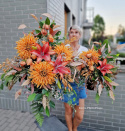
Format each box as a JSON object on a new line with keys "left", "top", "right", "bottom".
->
{"left": 0, "top": 108, "right": 103, "bottom": 131}
{"left": 0, "top": 109, "right": 40, "bottom": 131}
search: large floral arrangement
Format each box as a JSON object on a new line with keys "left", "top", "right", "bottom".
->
{"left": 0, "top": 14, "right": 119, "bottom": 126}
{"left": 70, "top": 40, "right": 119, "bottom": 103}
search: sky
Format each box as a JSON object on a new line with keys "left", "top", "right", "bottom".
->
{"left": 87, "top": 0, "right": 125, "bottom": 35}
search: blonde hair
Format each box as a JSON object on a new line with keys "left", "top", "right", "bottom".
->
{"left": 68, "top": 25, "right": 83, "bottom": 36}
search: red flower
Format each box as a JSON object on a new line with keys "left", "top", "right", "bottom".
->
{"left": 31, "top": 42, "right": 55, "bottom": 63}
{"left": 97, "top": 59, "right": 114, "bottom": 76}
{"left": 49, "top": 54, "right": 70, "bottom": 78}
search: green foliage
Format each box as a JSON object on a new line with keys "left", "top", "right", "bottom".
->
{"left": 34, "top": 94, "right": 42, "bottom": 101}
{"left": 103, "top": 76, "right": 112, "bottom": 82}
{"left": 113, "top": 86, "right": 116, "bottom": 90}
{"left": 50, "top": 21, "right": 56, "bottom": 28}
{"left": 35, "top": 29, "right": 41, "bottom": 34}
{"left": 45, "top": 106, "right": 50, "bottom": 117}
{"left": 49, "top": 100, "right": 55, "bottom": 108}
{"left": 103, "top": 39, "right": 109, "bottom": 46}
{"left": 55, "top": 31, "right": 61, "bottom": 36}
{"left": 30, "top": 102, "right": 44, "bottom": 127}
{"left": 27, "top": 93, "right": 36, "bottom": 102}
{"left": 5, "top": 75, "right": 14, "bottom": 82}
{"left": 35, "top": 113, "right": 44, "bottom": 127}
{"left": 39, "top": 21, "right": 44, "bottom": 28}
{"left": 95, "top": 93, "right": 100, "bottom": 104}
{"left": 45, "top": 91, "right": 50, "bottom": 97}
{"left": 117, "top": 51, "right": 125, "bottom": 57}
{"left": 111, "top": 54, "right": 119, "bottom": 59}
{"left": 56, "top": 79, "right": 61, "bottom": 89}
{"left": 42, "top": 89, "right": 48, "bottom": 95}
{"left": 45, "top": 17, "right": 50, "bottom": 25}
{"left": 42, "top": 89, "right": 50, "bottom": 97}
{"left": 1, "top": 73, "right": 5, "bottom": 80}
{"left": 2, "top": 75, "right": 15, "bottom": 87}
{"left": 92, "top": 14, "right": 105, "bottom": 41}
{"left": 0, "top": 83, "right": 4, "bottom": 90}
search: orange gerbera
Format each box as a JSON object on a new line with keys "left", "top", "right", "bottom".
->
{"left": 15, "top": 34, "right": 38, "bottom": 60}
{"left": 54, "top": 44, "right": 73, "bottom": 61}
{"left": 29, "top": 61, "right": 56, "bottom": 88}
{"left": 79, "top": 49, "right": 100, "bottom": 66}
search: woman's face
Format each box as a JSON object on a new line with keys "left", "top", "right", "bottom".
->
{"left": 69, "top": 29, "right": 81, "bottom": 42}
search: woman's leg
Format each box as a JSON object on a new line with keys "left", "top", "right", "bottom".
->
{"left": 64, "top": 102, "right": 73, "bottom": 131}
{"left": 72, "top": 99, "right": 85, "bottom": 131}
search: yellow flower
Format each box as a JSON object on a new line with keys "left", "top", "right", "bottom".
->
{"left": 29, "top": 62, "right": 56, "bottom": 88}
{"left": 15, "top": 34, "right": 38, "bottom": 60}
{"left": 54, "top": 44, "right": 73, "bottom": 61}
{"left": 79, "top": 49, "right": 100, "bottom": 66}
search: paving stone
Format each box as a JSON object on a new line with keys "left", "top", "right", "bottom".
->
{"left": 27, "top": 118, "right": 36, "bottom": 126}
{"left": 0, "top": 118, "right": 8, "bottom": 126}
{"left": 22, "top": 126, "right": 30, "bottom": 131}
{"left": 35, "top": 128, "right": 40, "bottom": 131}
{"left": 10, "top": 124, "right": 19, "bottom": 131}
{"left": 3, "top": 127, "right": 10, "bottom": 131}
{"left": 18, "top": 121, "right": 28, "bottom": 130}
{"left": 7, "top": 117, "right": 14, "bottom": 122}
{"left": 8, "top": 120, "right": 17, "bottom": 128}
{"left": 0, "top": 122, "right": 9, "bottom": 131}
{"left": 29, "top": 123, "right": 37, "bottom": 131}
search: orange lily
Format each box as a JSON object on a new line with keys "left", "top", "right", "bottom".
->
{"left": 31, "top": 42, "right": 55, "bottom": 63}
{"left": 49, "top": 54, "right": 70, "bottom": 78}
{"left": 97, "top": 59, "right": 114, "bottom": 76}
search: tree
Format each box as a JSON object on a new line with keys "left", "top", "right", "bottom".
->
{"left": 92, "top": 15, "right": 105, "bottom": 41}
{"left": 117, "top": 24, "right": 125, "bottom": 36}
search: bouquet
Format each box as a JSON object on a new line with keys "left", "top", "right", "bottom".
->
{"left": 70, "top": 40, "right": 119, "bottom": 103}
{"left": 0, "top": 13, "right": 119, "bottom": 126}
{"left": 0, "top": 13, "right": 78, "bottom": 126}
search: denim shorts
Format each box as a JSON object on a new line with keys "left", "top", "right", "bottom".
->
{"left": 59, "top": 82, "right": 87, "bottom": 105}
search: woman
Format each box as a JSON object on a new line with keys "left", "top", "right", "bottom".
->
{"left": 62, "top": 25, "right": 88, "bottom": 131}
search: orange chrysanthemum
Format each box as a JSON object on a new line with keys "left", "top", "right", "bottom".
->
{"left": 54, "top": 44, "right": 73, "bottom": 61}
{"left": 29, "top": 62, "right": 56, "bottom": 88}
{"left": 79, "top": 49, "right": 100, "bottom": 66}
{"left": 15, "top": 34, "right": 38, "bottom": 60}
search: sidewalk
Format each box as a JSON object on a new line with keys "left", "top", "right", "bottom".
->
{"left": 0, "top": 108, "right": 99, "bottom": 131}
{"left": 0, "top": 109, "right": 40, "bottom": 131}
